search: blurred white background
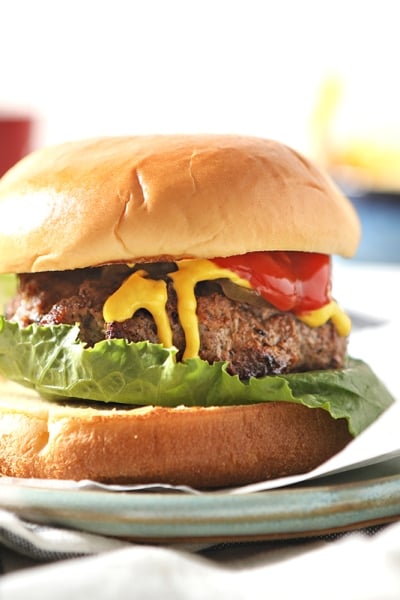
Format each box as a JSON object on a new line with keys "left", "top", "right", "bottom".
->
{"left": 1, "top": 0, "right": 399, "bottom": 157}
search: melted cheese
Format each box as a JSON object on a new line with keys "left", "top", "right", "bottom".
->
{"left": 102, "top": 259, "right": 351, "bottom": 359}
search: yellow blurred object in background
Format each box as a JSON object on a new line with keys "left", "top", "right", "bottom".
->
{"left": 311, "top": 75, "right": 400, "bottom": 193}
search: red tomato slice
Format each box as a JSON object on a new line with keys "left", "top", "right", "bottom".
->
{"left": 212, "top": 251, "right": 331, "bottom": 313}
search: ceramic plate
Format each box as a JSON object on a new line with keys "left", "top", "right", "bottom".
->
{"left": 1, "top": 459, "right": 400, "bottom": 544}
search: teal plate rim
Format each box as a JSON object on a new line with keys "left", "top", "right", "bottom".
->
{"left": 1, "top": 470, "right": 400, "bottom": 544}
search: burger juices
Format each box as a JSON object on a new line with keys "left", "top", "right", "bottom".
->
{"left": 0, "top": 135, "right": 393, "bottom": 488}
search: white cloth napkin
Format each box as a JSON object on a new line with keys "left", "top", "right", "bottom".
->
{"left": 0, "top": 509, "right": 129, "bottom": 562}
{"left": 1, "top": 521, "right": 400, "bottom": 599}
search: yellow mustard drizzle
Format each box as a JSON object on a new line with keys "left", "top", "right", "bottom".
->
{"left": 298, "top": 301, "right": 351, "bottom": 337}
{"left": 103, "top": 269, "right": 173, "bottom": 348}
{"left": 102, "top": 259, "right": 351, "bottom": 359}
{"left": 169, "top": 259, "right": 251, "bottom": 359}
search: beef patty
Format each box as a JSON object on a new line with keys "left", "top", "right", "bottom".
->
{"left": 6, "top": 264, "right": 347, "bottom": 379}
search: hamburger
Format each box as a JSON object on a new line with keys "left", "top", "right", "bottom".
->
{"left": 0, "top": 134, "right": 393, "bottom": 488}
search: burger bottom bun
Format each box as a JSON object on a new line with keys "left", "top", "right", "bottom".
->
{"left": 0, "top": 378, "right": 352, "bottom": 489}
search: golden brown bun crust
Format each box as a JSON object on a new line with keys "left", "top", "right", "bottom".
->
{"left": 0, "top": 135, "right": 360, "bottom": 273}
{"left": 0, "top": 378, "right": 352, "bottom": 488}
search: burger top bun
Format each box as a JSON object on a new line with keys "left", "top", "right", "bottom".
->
{"left": 0, "top": 134, "right": 361, "bottom": 273}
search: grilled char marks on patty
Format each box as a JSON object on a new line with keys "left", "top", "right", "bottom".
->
{"left": 7, "top": 265, "right": 347, "bottom": 379}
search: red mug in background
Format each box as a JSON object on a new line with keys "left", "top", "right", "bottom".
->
{"left": 0, "top": 114, "right": 35, "bottom": 177}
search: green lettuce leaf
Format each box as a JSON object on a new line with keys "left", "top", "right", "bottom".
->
{"left": 0, "top": 316, "right": 394, "bottom": 436}
{"left": 0, "top": 274, "right": 16, "bottom": 313}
